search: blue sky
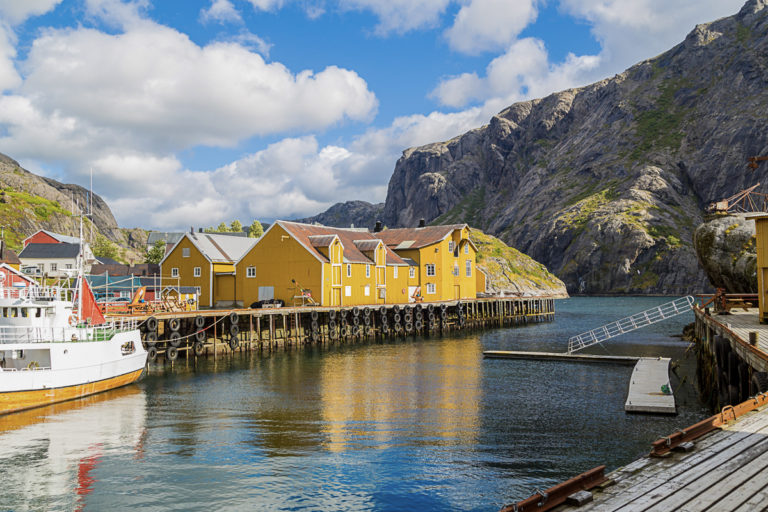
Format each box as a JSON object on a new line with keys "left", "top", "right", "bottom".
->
{"left": 0, "top": 0, "right": 746, "bottom": 230}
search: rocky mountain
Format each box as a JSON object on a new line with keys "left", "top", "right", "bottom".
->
{"left": 693, "top": 213, "right": 757, "bottom": 292}
{"left": 0, "top": 153, "right": 147, "bottom": 261}
{"left": 309, "top": 0, "right": 767, "bottom": 295}
{"left": 293, "top": 200, "right": 384, "bottom": 230}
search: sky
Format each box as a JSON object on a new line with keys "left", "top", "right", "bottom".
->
{"left": 0, "top": 0, "right": 747, "bottom": 230}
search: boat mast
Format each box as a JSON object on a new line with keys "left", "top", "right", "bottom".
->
{"left": 77, "top": 208, "right": 84, "bottom": 324}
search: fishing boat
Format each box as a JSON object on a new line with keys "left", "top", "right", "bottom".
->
{"left": 0, "top": 238, "right": 147, "bottom": 415}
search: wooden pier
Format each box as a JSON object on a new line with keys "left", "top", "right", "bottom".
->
{"left": 502, "top": 393, "right": 768, "bottom": 512}
{"left": 624, "top": 357, "right": 675, "bottom": 414}
{"left": 124, "top": 297, "right": 556, "bottom": 361}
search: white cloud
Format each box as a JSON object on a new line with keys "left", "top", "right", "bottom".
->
{"left": 340, "top": 0, "right": 451, "bottom": 34}
{"left": 231, "top": 30, "right": 272, "bottom": 56}
{"left": 200, "top": 0, "right": 242, "bottom": 24}
{"left": 433, "top": 37, "right": 601, "bottom": 108}
{"left": 83, "top": 0, "right": 149, "bottom": 29}
{"left": 445, "top": 0, "right": 538, "bottom": 54}
{"left": 0, "top": 0, "right": 62, "bottom": 25}
{"left": 16, "top": 22, "right": 376, "bottom": 152}
{"left": 0, "top": 24, "right": 20, "bottom": 91}
{"left": 246, "top": 0, "right": 286, "bottom": 12}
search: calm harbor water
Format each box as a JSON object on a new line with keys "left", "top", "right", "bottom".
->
{"left": 1, "top": 297, "right": 709, "bottom": 511}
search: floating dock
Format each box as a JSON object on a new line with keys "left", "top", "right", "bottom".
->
{"left": 624, "top": 357, "right": 675, "bottom": 414}
{"left": 483, "top": 351, "right": 639, "bottom": 365}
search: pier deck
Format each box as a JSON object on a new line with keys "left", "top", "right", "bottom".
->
{"left": 697, "top": 307, "right": 768, "bottom": 372}
{"left": 554, "top": 404, "right": 768, "bottom": 511}
{"left": 624, "top": 357, "right": 675, "bottom": 414}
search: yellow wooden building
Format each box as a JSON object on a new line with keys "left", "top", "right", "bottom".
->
{"left": 376, "top": 224, "right": 478, "bottom": 301}
{"left": 235, "top": 221, "right": 411, "bottom": 307}
{"left": 159, "top": 231, "right": 257, "bottom": 309}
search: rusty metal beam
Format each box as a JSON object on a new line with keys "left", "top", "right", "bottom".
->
{"left": 650, "top": 393, "right": 768, "bottom": 457}
{"left": 499, "top": 466, "right": 608, "bottom": 512}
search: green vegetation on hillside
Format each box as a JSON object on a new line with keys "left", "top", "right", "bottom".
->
{"left": 470, "top": 228, "right": 567, "bottom": 295}
{"left": 0, "top": 188, "right": 72, "bottom": 250}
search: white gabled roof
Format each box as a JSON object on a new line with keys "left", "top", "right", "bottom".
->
{"left": 160, "top": 232, "right": 257, "bottom": 266}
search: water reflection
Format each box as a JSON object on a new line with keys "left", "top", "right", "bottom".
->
{"left": 320, "top": 339, "right": 482, "bottom": 451}
{"left": 0, "top": 387, "right": 147, "bottom": 511}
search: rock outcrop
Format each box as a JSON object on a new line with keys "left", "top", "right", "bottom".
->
{"left": 471, "top": 229, "right": 568, "bottom": 298}
{"left": 693, "top": 214, "right": 757, "bottom": 292}
{"left": 360, "top": 0, "right": 767, "bottom": 294}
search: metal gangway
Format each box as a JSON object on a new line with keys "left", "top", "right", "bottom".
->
{"left": 567, "top": 296, "right": 695, "bottom": 354}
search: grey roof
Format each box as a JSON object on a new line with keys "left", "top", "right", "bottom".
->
{"left": 41, "top": 229, "right": 81, "bottom": 245}
{"left": 147, "top": 232, "right": 185, "bottom": 246}
{"left": 308, "top": 235, "right": 337, "bottom": 247}
{"left": 188, "top": 232, "right": 257, "bottom": 263}
{"left": 97, "top": 256, "right": 121, "bottom": 265}
{"left": 401, "top": 257, "right": 418, "bottom": 267}
{"left": 353, "top": 239, "right": 381, "bottom": 252}
{"left": 19, "top": 243, "right": 80, "bottom": 259}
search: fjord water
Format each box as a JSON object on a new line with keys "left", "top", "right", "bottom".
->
{"left": 0, "top": 297, "right": 709, "bottom": 511}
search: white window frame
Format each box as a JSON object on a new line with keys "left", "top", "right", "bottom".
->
{"left": 466, "top": 260, "right": 472, "bottom": 277}
{"left": 344, "top": 286, "right": 351, "bottom": 297}
{"left": 409, "top": 267, "right": 415, "bottom": 279}
{"left": 246, "top": 266, "right": 256, "bottom": 278}
{"left": 453, "top": 264, "right": 459, "bottom": 276}
{"left": 393, "top": 266, "right": 398, "bottom": 278}
{"left": 194, "top": 266, "right": 201, "bottom": 277}
{"left": 464, "top": 243, "right": 469, "bottom": 254}
{"left": 426, "top": 283, "right": 436, "bottom": 294}
{"left": 346, "top": 264, "right": 351, "bottom": 277}
{"left": 448, "top": 241, "right": 454, "bottom": 253}
{"left": 65, "top": 264, "right": 73, "bottom": 269}
{"left": 171, "top": 267, "right": 179, "bottom": 278}
{"left": 182, "top": 247, "right": 190, "bottom": 258}
{"left": 364, "top": 285, "right": 370, "bottom": 296}
{"left": 426, "top": 264, "right": 435, "bottom": 277}
{"left": 50, "top": 263, "right": 57, "bottom": 272}
{"left": 195, "top": 287, "right": 201, "bottom": 295}
{"left": 365, "top": 264, "right": 371, "bottom": 278}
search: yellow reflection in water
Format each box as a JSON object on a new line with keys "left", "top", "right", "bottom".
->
{"left": 320, "top": 337, "right": 482, "bottom": 452}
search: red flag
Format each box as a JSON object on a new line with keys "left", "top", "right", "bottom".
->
{"left": 78, "top": 277, "right": 106, "bottom": 325}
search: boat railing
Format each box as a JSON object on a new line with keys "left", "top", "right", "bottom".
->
{"left": 0, "top": 285, "right": 72, "bottom": 301}
{"left": 0, "top": 318, "right": 138, "bottom": 345}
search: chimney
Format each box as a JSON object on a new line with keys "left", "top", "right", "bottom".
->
{"left": 374, "top": 221, "right": 382, "bottom": 233}
{"left": 418, "top": 218, "right": 426, "bottom": 228}
{"left": 190, "top": 227, "right": 194, "bottom": 234}
{"left": 198, "top": 228, "right": 203, "bottom": 233}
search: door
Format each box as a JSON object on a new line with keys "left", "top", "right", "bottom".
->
{"left": 454, "top": 285, "right": 460, "bottom": 300}
{"left": 331, "top": 287, "right": 341, "bottom": 306}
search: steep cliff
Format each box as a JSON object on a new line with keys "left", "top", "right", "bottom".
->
{"left": 0, "top": 153, "right": 147, "bottom": 261}
{"left": 374, "top": 0, "right": 767, "bottom": 294}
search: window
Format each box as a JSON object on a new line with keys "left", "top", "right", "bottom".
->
{"left": 246, "top": 266, "right": 256, "bottom": 278}
{"left": 426, "top": 264, "right": 435, "bottom": 276}
{"left": 50, "top": 263, "right": 57, "bottom": 271}
{"left": 182, "top": 247, "right": 190, "bottom": 258}
{"left": 409, "top": 267, "right": 415, "bottom": 279}
{"left": 345, "top": 286, "right": 351, "bottom": 297}
{"left": 364, "top": 285, "right": 370, "bottom": 296}
{"left": 453, "top": 264, "right": 459, "bottom": 276}
{"left": 65, "top": 264, "right": 73, "bottom": 269}
{"left": 366, "top": 264, "right": 371, "bottom": 278}
{"left": 426, "top": 283, "right": 436, "bottom": 294}
{"left": 393, "top": 266, "right": 398, "bottom": 278}
{"left": 464, "top": 243, "right": 469, "bottom": 254}
{"left": 195, "top": 287, "right": 201, "bottom": 295}
{"left": 194, "top": 267, "right": 201, "bottom": 277}
{"left": 466, "top": 260, "right": 472, "bottom": 277}
{"left": 448, "top": 241, "right": 454, "bottom": 253}
{"left": 171, "top": 267, "right": 179, "bottom": 277}
{"left": 347, "top": 264, "right": 351, "bottom": 277}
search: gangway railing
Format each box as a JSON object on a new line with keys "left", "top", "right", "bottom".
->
{"left": 567, "top": 296, "right": 695, "bottom": 354}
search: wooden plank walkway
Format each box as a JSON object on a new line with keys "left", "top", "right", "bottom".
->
{"left": 483, "top": 351, "right": 639, "bottom": 364}
{"left": 554, "top": 405, "right": 768, "bottom": 511}
{"left": 697, "top": 308, "right": 768, "bottom": 372}
{"left": 624, "top": 358, "right": 675, "bottom": 414}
